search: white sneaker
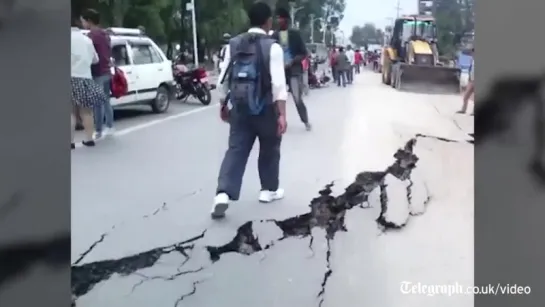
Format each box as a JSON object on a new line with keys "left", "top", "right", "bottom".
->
{"left": 211, "top": 193, "right": 230, "bottom": 218}
{"left": 102, "top": 127, "right": 116, "bottom": 137}
{"left": 258, "top": 188, "right": 285, "bottom": 203}
{"left": 93, "top": 131, "right": 102, "bottom": 140}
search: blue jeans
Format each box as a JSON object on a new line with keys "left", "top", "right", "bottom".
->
{"left": 93, "top": 75, "right": 114, "bottom": 132}
{"left": 336, "top": 70, "right": 347, "bottom": 87}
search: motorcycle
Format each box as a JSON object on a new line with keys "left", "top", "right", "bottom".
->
{"left": 172, "top": 64, "right": 216, "bottom": 105}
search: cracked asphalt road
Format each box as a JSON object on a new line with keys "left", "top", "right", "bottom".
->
{"left": 71, "top": 71, "right": 474, "bottom": 307}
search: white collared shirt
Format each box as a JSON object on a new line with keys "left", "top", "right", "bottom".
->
{"left": 217, "top": 27, "right": 288, "bottom": 102}
{"left": 345, "top": 49, "right": 355, "bottom": 65}
{"left": 71, "top": 27, "right": 99, "bottom": 79}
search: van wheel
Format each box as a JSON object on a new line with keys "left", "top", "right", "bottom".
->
{"left": 151, "top": 85, "right": 170, "bottom": 113}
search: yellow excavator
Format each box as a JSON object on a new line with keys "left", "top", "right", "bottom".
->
{"left": 381, "top": 15, "right": 460, "bottom": 93}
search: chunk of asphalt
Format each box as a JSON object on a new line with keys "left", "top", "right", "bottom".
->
{"left": 407, "top": 171, "right": 431, "bottom": 216}
{"left": 377, "top": 174, "right": 411, "bottom": 228}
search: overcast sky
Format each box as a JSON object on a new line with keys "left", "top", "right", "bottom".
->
{"left": 339, "top": 0, "right": 418, "bottom": 34}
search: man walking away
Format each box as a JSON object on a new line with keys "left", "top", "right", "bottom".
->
{"left": 354, "top": 49, "right": 362, "bottom": 74}
{"left": 272, "top": 7, "right": 312, "bottom": 131}
{"left": 334, "top": 47, "right": 349, "bottom": 87}
{"left": 212, "top": 2, "right": 288, "bottom": 219}
{"left": 345, "top": 45, "right": 355, "bottom": 84}
{"left": 81, "top": 9, "right": 115, "bottom": 139}
{"left": 218, "top": 33, "right": 231, "bottom": 73}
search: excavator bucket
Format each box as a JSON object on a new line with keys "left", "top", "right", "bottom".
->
{"left": 397, "top": 64, "right": 461, "bottom": 94}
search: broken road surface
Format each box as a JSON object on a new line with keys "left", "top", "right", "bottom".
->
{"left": 71, "top": 71, "right": 474, "bottom": 307}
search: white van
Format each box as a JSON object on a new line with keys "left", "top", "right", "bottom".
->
{"left": 81, "top": 27, "right": 176, "bottom": 113}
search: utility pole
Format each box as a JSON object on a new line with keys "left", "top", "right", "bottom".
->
{"left": 394, "top": 0, "right": 402, "bottom": 18}
{"left": 323, "top": 24, "right": 328, "bottom": 44}
{"left": 186, "top": 0, "right": 198, "bottom": 66}
{"left": 310, "top": 14, "right": 315, "bottom": 43}
{"left": 288, "top": 1, "right": 305, "bottom": 28}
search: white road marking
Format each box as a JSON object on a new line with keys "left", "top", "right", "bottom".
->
{"left": 73, "top": 103, "right": 218, "bottom": 148}
{"left": 115, "top": 104, "right": 218, "bottom": 136}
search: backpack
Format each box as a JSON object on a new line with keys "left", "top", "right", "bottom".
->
{"left": 111, "top": 67, "right": 128, "bottom": 98}
{"left": 227, "top": 34, "right": 271, "bottom": 115}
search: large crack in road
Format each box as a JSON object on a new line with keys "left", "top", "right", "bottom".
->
{"left": 71, "top": 134, "right": 473, "bottom": 306}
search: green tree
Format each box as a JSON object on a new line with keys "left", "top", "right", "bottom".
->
{"left": 349, "top": 25, "right": 364, "bottom": 48}
{"left": 434, "top": 0, "right": 463, "bottom": 56}
{"left": 349, "top": 23, "right": 380, "bottom": 48}
{"left": 72, "top": 0, "right": 346, "bottom": 61}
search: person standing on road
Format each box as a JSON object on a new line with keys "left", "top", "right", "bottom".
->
{"left": 354, "top": 49, "right": 363, "bottom": 74}
{"left": 271, "top": 7, "right": 312, "bottom": 131}
{"left": 458, "top": 47, "right": 475, "bottom": 115}
{"left": 212, "top": 2, "right": 288, "bottom": 219}
{"left": 329, "top": 47, "right": 338, "bottom": 83}
{"left": 218, "top": 33, "right": 231, "bottom": 73}
{"left": 345, "top": 45, "right": 355, "bottom": 84}
{"left": 71, "top": 25, "right": 108, "bottom": 148}
{"left": 80, "top": 9, "right": 115, "bottom": 139}
{"left": 334, "top": 47, "right": 350, "bottom": 87}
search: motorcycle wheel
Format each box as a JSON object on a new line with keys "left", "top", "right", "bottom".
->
{"left": 196, "top": 84, "right": 212, "bottom": 105}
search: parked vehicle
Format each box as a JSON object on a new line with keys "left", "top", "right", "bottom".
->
{"left": 76, "top": 27, "right": 176, "bottom": 129}
{"left": 81, "top": 27, "right": 176, "bottom": 113}
{"left": 172, "top": 63, "right": 215, "bottom": 105}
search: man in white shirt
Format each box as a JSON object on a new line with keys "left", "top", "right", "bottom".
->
{"left": 212, "top": 2, "right": 288, "bottom": 219}
{"left": 345, "top": 45, "right": 355, "bottom": 84}
{"left": 217, "top": 33, "right": 231, "bottom": 73}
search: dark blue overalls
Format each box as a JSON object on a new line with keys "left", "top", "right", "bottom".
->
{"left": 216, "top": 34, "right": 281, "bottom": 200}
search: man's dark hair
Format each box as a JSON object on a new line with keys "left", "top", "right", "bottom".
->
{"left": 339, "top": 47, "right": 345, "bottom": 52}
{"left": 81, "top": 9, "right": 100, "bottom": 25}
{"left": 275, "top": 7, "right": 290, "bottom": 19}
{"left": 248, "top": 2, "right": 272, "bottom": 27}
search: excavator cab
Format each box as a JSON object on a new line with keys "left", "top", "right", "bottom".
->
{"left": 382, "top": 15, "right": 460, "bottom": 93}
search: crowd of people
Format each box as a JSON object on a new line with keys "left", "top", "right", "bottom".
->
{"left": 328, "top": 45, "right": 365, "bottom": 87}
{"left": 71, "top": 9, "right": 116, "bottom": 149}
